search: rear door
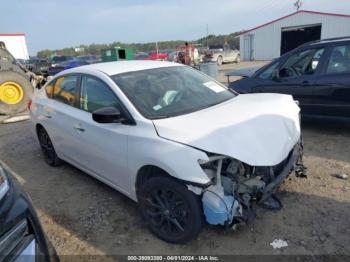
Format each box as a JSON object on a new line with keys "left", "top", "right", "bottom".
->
{"left": 312, "top": 43, "right": 350, "bottom": 118}
{"left": 41, "top": 74, "right": 81, "bottom": 160}
{"left": 253, "top": 47, "right": 326, "bottom": 115}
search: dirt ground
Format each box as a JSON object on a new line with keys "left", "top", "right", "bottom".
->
{"left": 0, "top": 62, "right": 349, "bottom": 260}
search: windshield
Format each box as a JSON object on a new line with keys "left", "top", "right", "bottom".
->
{"left": 112, "top": 66, "right": 236, "bottom": 119}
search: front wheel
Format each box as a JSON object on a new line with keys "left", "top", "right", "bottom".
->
{"left": 139, "top": 176, "right": 203, "bottom": 244}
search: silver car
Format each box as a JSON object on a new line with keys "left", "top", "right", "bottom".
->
{"left": 30, "top": 61, "right": 304, "bottom": 243}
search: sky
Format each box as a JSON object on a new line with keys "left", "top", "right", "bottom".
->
{"left": 1, "top": 0, "right": 350, "bottom": 55}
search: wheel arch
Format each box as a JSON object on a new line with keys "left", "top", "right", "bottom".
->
{"left": 135, "top": 163, "right": 210, "bottom": 201}
{"left": 135, "top": 165, "right": 173, "bottom": 200}
{"left": 35, "top": 123, "right": 59, "bottom": 154}
{"left": 35, "top": 123, "right": 44, "bottom": 135}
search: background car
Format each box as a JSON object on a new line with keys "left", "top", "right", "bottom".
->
{"left": 228, "top": 36, "right": 350, "bottom": 120}
{"left": 203, "top": 45, "right": 240, "bottom": 65}
{"left": 166, "top": 51, "right": 177, "bottom": 62}
{"left": 0, "top": 161, "right": 57, "bottom": 261}
{"left": 48, "top": 58, "right": 89, "bottom": 75}
{"left": 49, "top": 56, "right": 73, "bottom": 67}
{"left": 134, "top": 51, "right": 151, "bottom": 60}
{"left": 25, "top": 58, "right": 51, "bottom": 75}
{"left": 148, "top": 51, "right": 168, "bottom": 60}
{"left": 77, "top": 55, "right": 101, "bottom": 64}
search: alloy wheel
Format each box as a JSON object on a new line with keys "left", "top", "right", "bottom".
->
{"left": 143, "top": 186, "right": 191, "bottom": 238}
{"left": 39, "top": 129, "right": 56, "bottom": 165}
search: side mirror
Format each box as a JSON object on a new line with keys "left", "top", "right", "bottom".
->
{"left": 271, "top": 69, "right": 280, "bottom": 80}
{"left": 92, "top": 107, "right": 124, "bottom": 124}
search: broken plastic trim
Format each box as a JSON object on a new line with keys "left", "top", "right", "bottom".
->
{"left": 199, "top": 142, "right": 304, "bottom": 227}
{"left": 200, "top": 157, "right": 240, "bottom": 225}
{"left": 258, "top": 144, "right": 302, "bottom": 204}
{"left": 198, "top": 155, "right": 227, "bottom": 165}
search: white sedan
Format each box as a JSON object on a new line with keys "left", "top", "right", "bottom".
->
{"left": 30, "top": 61, "right": 304, "bottom": 243}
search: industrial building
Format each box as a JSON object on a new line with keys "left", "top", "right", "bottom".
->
{"left": 0, "top": 33, "right": 29, "bottom": 60}
{"left": 238, "top": 10, "right": 350, "bottom": 61}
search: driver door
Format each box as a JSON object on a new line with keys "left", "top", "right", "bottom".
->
{"left": 254, "top": 48, "right": 325, "bottom": 115}
{"left": 69, "top": 75, "right": 131, "bottom": 193}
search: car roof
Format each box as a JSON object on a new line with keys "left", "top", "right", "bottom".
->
{"left": 300, "top": 36, "right": 350, "bottom": 48}
{"left": 62, "top": 60, "right": 183, "bottom": 76}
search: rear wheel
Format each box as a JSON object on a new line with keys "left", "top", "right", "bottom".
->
{"left": 0, "top": 71, "right": 33, "bottom": 115}
{"left": 139, "top": 176, "right": 203, "bottom": 244}
{"left": 37, "top": 127, "right": 62, "bottom": 166}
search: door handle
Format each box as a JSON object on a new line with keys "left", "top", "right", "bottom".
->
{"left": 43, "top": 113, "right": 52, "bottom": 119}
{"left": 73, "top": 124, "right": 85, "bottom": 132}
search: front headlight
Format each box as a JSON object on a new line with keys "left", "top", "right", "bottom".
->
{"left": 0, "top": 165, "right": 9, "bottom": 200}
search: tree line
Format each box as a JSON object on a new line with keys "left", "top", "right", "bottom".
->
{"left": 37, "top": 32, "right": 241, "bottom": 58}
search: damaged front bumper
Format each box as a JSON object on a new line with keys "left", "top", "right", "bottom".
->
{"left": 199, "top": 142, "right": 306, "bottom": 227}
{"left": 258, "top": 144, "right": 305, "bottom": 205}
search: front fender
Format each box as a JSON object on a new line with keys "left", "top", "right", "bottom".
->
{"left": 127, "top": 132, "right": 211, "bottom": 200}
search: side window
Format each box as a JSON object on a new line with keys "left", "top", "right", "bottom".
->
{"left": 258, "top": 62, "right": 279, "bottom": 79}
{"left": 326, "top": 45, "right": 350, "bottom": 74}
{"left": 279, "top": 48, "right": 324, "bottom": 78}
{"left": 80, "top": 76, "right": 121, "bottom": 113}
{"left": 45, "top": 81, "right": 55, "bottom": 98}
{"left": 53, "top": 75, "right": 78, "bottom": 106}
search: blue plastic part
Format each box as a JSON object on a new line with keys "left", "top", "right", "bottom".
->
{"left": 202, "top": 194, "right": 235, "bottom": 226}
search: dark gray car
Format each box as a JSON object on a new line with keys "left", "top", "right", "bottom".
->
{"left": 228, "top": 36, "right": 350, "bottom": 120}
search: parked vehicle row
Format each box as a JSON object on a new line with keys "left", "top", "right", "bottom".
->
{"left": 22, "top": 44, "right": 241, "bottom": 79}
{"left": 135, "top": 46, "right": 241, "bottom": 65}
{"left": 21, "top": 55, "right": 102, "bottom": 76}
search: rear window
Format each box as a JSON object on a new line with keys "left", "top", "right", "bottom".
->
{"left": 326, "top": 45, "right": 350, "bottom": 74}
{"left": 52, "top": 75, "right": 78, "bottom": 106}
{"left": 45, "top": 81, "right": 54, "bottom": 98}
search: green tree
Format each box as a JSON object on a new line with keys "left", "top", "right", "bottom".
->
{"left": 36, "top": 31, "right": 242, "bottom": 58}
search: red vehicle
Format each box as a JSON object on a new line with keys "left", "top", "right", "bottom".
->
{"left": 148, "top": 51, "right": 168, "bottom": 61}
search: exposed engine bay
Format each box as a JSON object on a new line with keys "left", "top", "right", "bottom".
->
{"left": 194, "top": 143, "right": 306, "bottom": 227}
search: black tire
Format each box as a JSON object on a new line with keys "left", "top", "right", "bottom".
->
{"left": 138, "top": 176, "right": 203, "bottom": 244}
{"left": 37, "top": 127, "right": 62, "bottom": 166}
{"left": 217, "top": 56, "right": 223, "bottom": 66}
{"left": 0, "top": 71, "right": 33, "bottom": 115}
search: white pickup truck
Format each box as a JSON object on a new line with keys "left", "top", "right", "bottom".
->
{"left": 203, "top": 47, "right": 240, "bottom": 65}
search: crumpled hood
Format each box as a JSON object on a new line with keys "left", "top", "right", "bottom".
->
{"left": 153, "top": 93, "right": 301, "bottom": 166}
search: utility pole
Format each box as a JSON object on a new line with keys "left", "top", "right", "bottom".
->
{"left": 206, "top": 24, "right": 209, "bottom": 48}
{"left": 156, "top": 41, "right": 159, "bottom": 58}
{"left": 294, "top": 0, "right": 302, "bottom": 11}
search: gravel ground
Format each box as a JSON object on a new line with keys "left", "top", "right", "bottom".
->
{"left": 0, "top": 62, "right": 349, "bottom": 260}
